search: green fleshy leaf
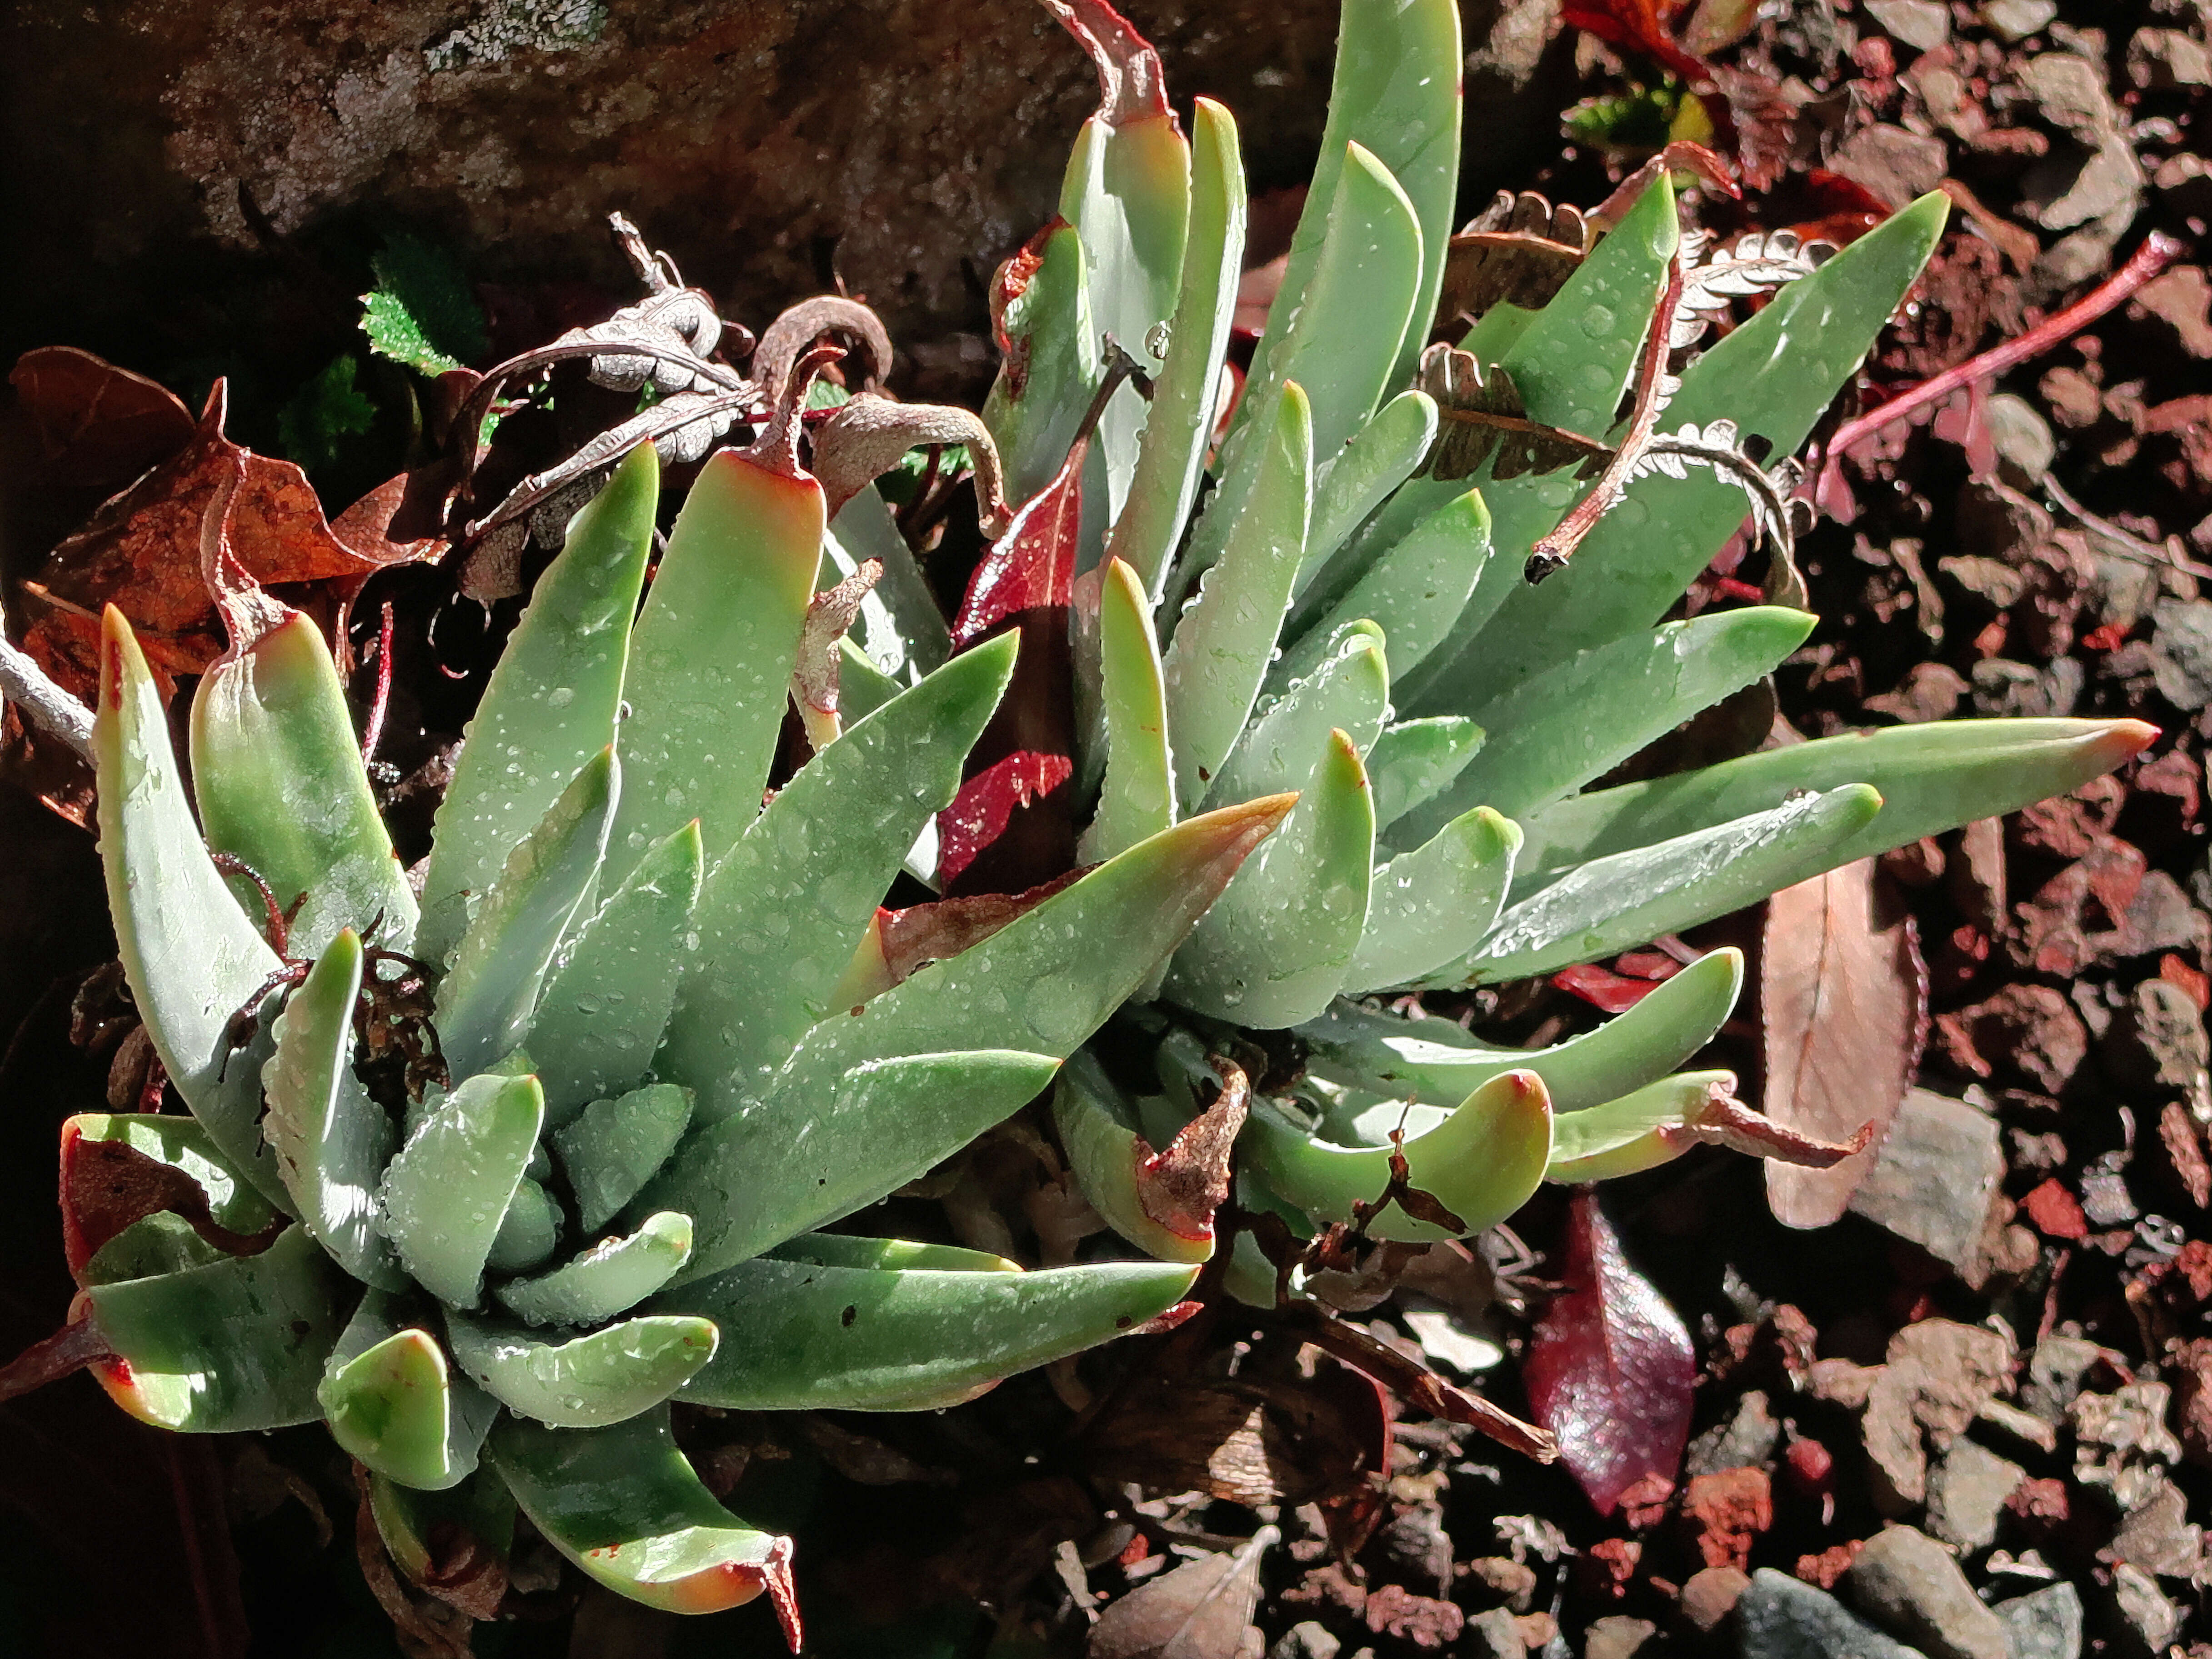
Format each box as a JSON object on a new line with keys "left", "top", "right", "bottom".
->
{"left": 378, "top": 1070, "right": 545, "bottom": 1308}
{"left": 667, "top": 1254, "right": 1196, "bottom": 1411}
{"left": 1060, "top": 98, "right": 1190, "bottom": 531}
{"left": 527, "top": 820, "right": 702, "bottom": 1124}
{"left": 1080, "top": 558, "right": 1177, "bottom": 864}
{"left": 487, "top": 1409, "right": 792, "bottom": 1618}
{"left": 1346, "top": 805, "right": 1520, "bottom": 990}
{"left": 1166, "top": 730, "right": 1373, "bottom": 1028}
{"left": 1546, "top": 1069, "right": 1739, "bottom": 1180}
{"left": 553, "top": 1083, "right": 695, "bottom": 1234}
{"left": 1438, "top": 785, "right": 1884, "bottom": 985}
{"left": 94, "top": 610, "right": 290, "bottom": 1209}
{"left": 446, "top": 1312, "right": 716, "bottom": 1429}
{"left": 417, "top": 444, "right": 656, "bottom": 964}
{"left": 1242, "top": 1069, "right": 1551, "bottom": 1242}
{"left": 1366, "top": 718, "right": 1485, "bottom": 829}
{"left": 1292, "top": 388, "right": 1439, "bottom": 606}
{"left": 1206, "top": 622, "right": 1388, "bottom": 810}
{"left": 486, "top": 1176, "right": 562, "bottom": 1274}
{"left": 653, "top": 634, "right": 1017, "bottom": 1126}
{"left": 1511, "top": 718, "right": 2156, "bottom": 898}
{"left": 1444, "top": 193, "right": 1950, "bottom": 708}
{"left": 361, "top": 231, "right": 489, "bottom": 373}
{"left": 325, "top": 1289, "right": 500, "bottom": 1491}
{"left": 434, "top": 749, "right": 616, "bottom": 1079}
{"left": 653, "top": 796, "right": 1291, "bottom": 1279}
{"left": 81, "top": 1225, "right": 348, "bottom": 1432}
{"left": 1245, "top": 0, "right": 1462, "bottom": 400}
{"left": 606, "top": 449, "right": 825, "bottom": 881}
{"left": 1161, "top": 381, "right": 1312, "bottom": 813}
{"left": 1301, "top": 944, "right": 1742, "bottom": 1113}
{"left": 982, "top": 220, "right": 1101, "bottom": 504}
{"left": 763, "top": 1234, "right": 1018, "bottom": 1273}
{"left": 191, "top": 611, "right": 418, "bottom": 954}
{"left": 825, "top": 485, "right": 950, "bottom": 683}
{"left": 370, "top": 1469, "right": 514, "bottom": 1585}
{"left": 1106, "top": 98, "right": 1245, "bottom": 600}
{"left": 1396, "top": 608, "right": 1815, "bottom": 847}
{"left": 1274, "top": 487, "right": 1491, "bottom": 690}
{"left": 649, "top": 1051, "right": 1062, "bottom": 1285}
{"left": 497, "top": 1213, "right": 694, "bottom": 1327}
{"left": 262, "top": 929, "right": 403, "bottom": 1289}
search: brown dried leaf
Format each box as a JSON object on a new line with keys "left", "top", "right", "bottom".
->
{"left": 1418, "top": 346, "right": 1611, "bottom": 483}
{"left": 1761, "top": 857, "right": 1929, "bottom": 1228}
{"left": 25, "top": 383, "right": 434, "bottom": 695}
{"left": 1088, "top": 1529, "right": 1273, "bottom": 1659}
{"left": 9, "top": 346, "right": 195, "bottom": 490}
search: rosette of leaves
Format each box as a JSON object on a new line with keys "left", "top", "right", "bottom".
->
{"left": 918, "top": 0, "right": 2155, "bottom": 1293}
{"left": 45, "top": 369, "right": 1296, "bottom": 1640}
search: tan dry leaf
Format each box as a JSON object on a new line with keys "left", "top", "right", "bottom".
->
{"left": 1088, "top": 1528, "right": 1274, "bottom": 1659}
{"left": 1761, "top": 857, "right": 1929, "bottom": 1227}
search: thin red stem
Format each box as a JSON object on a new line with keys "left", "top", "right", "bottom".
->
{"left": 1824, "top": 231, "right": 2183, "bottom": 464}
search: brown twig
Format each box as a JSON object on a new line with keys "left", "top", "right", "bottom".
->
{"left": 0, "top": 1314, "right": 115, "bottom": 1406}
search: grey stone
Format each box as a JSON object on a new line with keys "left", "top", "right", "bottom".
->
{"left": 1867, "top": 0, "right": 1949, "bottom": 50}
{"left": 1986, "top": 393, "right": 2056, "bottom": 490}
{"left": 1846, "top": 1526, "right": 2009, "bottom": 1659}
{"left": 2023, "top": 135, "right": 2145, "bottom": 235}
{"left": 1271, "top": 1622, "right": 1341, "bottom": 1659}
{"left": 1464, "top": 1606, "right": 1526, "bottom": 1659}
{"left": 1992, "top": 1584, "right": 2082, "bottom": 1659}
{"left": 1925, "top": 1442, "right": 2025, "bottom": 1552}
{"left": 1585, "top": 1615, "right": 1656, "bottom": 1659}
{"left": 2021, "top": 1335, "right": 2105, "bottom": 1422}
{"left": 2012, "top": 53, "right": 2119, "bottom": 141}
{"left": 1981, "top": 0, "right": 2057, "bottom": 42}
{"left": 2107, "top": 1563, "right": 2180, "bottom": 1656}
{"left": 1689, "top": 1391, "right": 1783, "bottom": 1478}
{"left": 1737, "top": 1569, "right": 1929, "bottom": 1659}
{"left": 2149, "top": 598, "right": 2212, "bottom": 709}
{"left": 2108, "top": 1478, "right": 2204, "bottom": 1579}
{"left": 1847, "top": 1089, "right": 2005, "bottom": 1280}
{"left": 2129, "top": 27, "right": 2212, "bottom": 90}
{"left": 1969, "top": 656, "right": 2084, "bottom": 719}
{"left": 1832, "top": 124, "right": 1953, "bottom": 211}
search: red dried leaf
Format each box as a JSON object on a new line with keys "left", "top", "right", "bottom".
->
{"left": 1552, "top": 964, "right": 1665, "bottom": 1014}
{"left": 9, "top": 346, "right": 195, "bottom": 490}
{"left": 1522, "top": 1190, "right": 1695, "bottom": 1515}
{"left": 939, "top": 444, "right": 1085, "bottom": 895}
{"left": 1561, "top": 0, "right": 1712, "bottom": 88}
{"left": 1760, "top": 857, "right": 1928, "bottom": 1229}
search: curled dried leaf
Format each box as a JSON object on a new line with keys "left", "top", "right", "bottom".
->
{"left": 751, "top": 295, "right": 893, "bottom": 412}
{"left": 1436, "top": 190, "right": 1591, "bottom": 325}
{"left": 791, "top": 559, "right": 881, "bottom": 749}
{"left": 811, "top": 395, "right": 1013, "bottom": 536}
{"left": 1673, "top": 1086, "right": 1875, "bottom": 1168}
{"left": 1418, "top": 345, "right": 1611, "bottom": 483}
{"left": 1040, "top": 0, "right": 1171, "bottom": 127}
{"left": 1134, "top": 1058, "right": 1249, "bottom": 1241}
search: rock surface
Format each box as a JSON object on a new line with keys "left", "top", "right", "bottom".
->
{"left": 1737, "top": 1568, "right": 1930, "bottom": 1659}
{"left": 1845, "top": 1525, "right": 2009, "bottom": 1659}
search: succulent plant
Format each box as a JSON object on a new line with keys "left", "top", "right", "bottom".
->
{"left": 4, "top": 0, "right": 2159, "bottom": 1643}
{"left": 939, "top": 0, "right": 2154, "bottom": 1295}
{"left": 53, "top": 392, "right": 1301, "bottom": 1638}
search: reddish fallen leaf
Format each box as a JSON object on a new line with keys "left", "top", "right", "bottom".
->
{"left": 939, "top": 439, "right": 1086, "bottom": 894}
{"left": 329, "top": 462, "right": 461, "bottom": 567}
{"left": 1132, "top": 1060, "right": 1248, "bottom": 1246}
{"left": 1760, "top": 857, "right": 1928, "bottom": 1229}
{"left": 9, "top": 346, "right": 195, "bottom": 490}
{"left": 1522, "top": 1190, "right": 1695, "bottom": 1515}
{"left": 23, "top": 382, "right": 438, "bottom": 699}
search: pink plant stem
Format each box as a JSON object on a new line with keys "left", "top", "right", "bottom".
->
{"left": 1823, "top": 231, "right": 2183, "bottom": 464}
{"left": 361, "top": 599, "right": 395, "bottom": 765}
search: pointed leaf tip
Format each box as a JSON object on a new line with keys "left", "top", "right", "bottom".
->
{"left": 2104, "top": 719, "right": 2161, "bottom": 761}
